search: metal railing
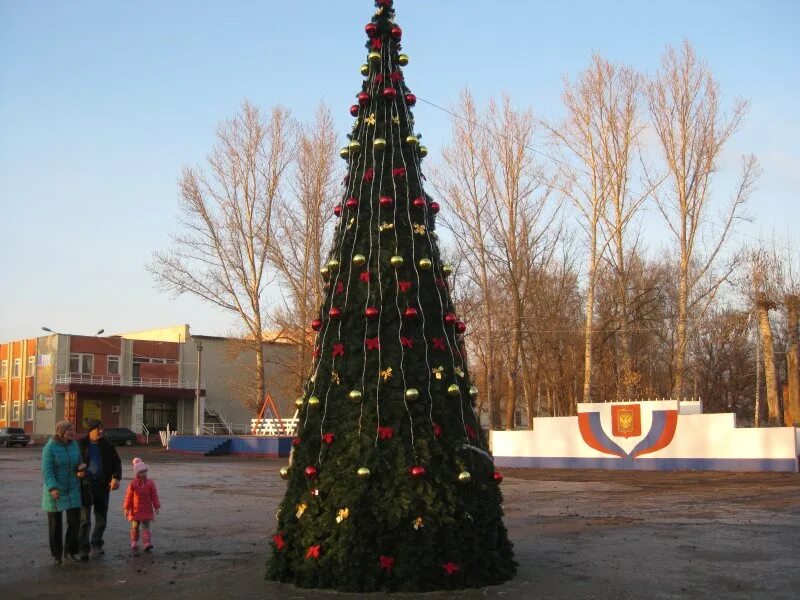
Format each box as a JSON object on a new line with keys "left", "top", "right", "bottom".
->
{"left": 56, "top": 373, "right": 203, "bottom": 389}
{"left": 251, "top": 418, "right": 299, "bottom": 437}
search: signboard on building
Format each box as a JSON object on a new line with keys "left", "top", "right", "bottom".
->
{"left": 65, "top": 391, "right": 77, "bottom": 423}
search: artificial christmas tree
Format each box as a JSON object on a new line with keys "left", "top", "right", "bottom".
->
{"left": 267, "top": 0, "right": 516, "bottom": 592}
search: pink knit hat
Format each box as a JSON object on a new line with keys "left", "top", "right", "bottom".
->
{"left": 132, "top": 457, "right": 148, "bottom": 475}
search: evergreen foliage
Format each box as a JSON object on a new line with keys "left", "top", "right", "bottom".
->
{"left": 267, "top": 0, "right": 516, "bottom": 591}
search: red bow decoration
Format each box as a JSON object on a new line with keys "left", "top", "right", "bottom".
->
{"left": 392, "top": 167, "right": 406, "bottom": 178}
{"left": 292, "top": 437, "right": 301, "bottom": 447}
{"left": 273, "top": 532, "right": 286, "bottom": 551}
{"left": 322, "top": 433, "right": 335, "bottom": 445}
{"left": 390, "top": 70, "right": 403, "bottom": 83}
{"left": 433, "top": 423, "right": 442, "bottom": 438}
{"left": 377, "top": 0, "right": 392, "bottom": 7}
{"left": 374, "top": 73, "right": 384, "bottom": 84}
{"left": 365, "top": 337, "right": 381, "bottom": 351}
{"left": 432, "top": 337, "right": 446, "bottom": 351}
{"left": 397, "top": 280, "right": 412, "bottom": 292}
{"left": 442, "top": 561, "right": 459, "bottom": 575}
{"left": 465, "top": 425, "right": 477, "bottom": 439}
{"left": 400, "top": 336, "right": 414, "bottom": 349}
{"left": 371, "top": 38, "right": 382, "bottom": 50}
{"left": 332, "top": 343, "right": 345, "bottom": 358}
{"left": 377, "top": 425, "right": 393, "bottom": 440}
{"left": 363, "top": 168, "right": 374, "bottom": 182}
{"left": 360, "top": 271, "right": 371, "bottom": 283}
{"left": 306, "top": 545, "right": 321, "bottom": 560}
{"left": 379, "top": 555, "right": 395, "bottom": 572}
{"left": 335, "top": 281, "right": 344, "bottom": 294}
{"left": 312, "top": 347, "right": 321, "bottom": 359}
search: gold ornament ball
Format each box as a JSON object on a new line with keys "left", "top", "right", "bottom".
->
{"left": 405, "top": 388, "right": 419, "bottom": 402}
{"left": 419, "top": 146, "right": 429, "bottom": 157}
{"left": 469, "top": 386, "right": 479, "bottom": 399}
{"left": 390, "top": 255, "right": 404, "bottom": 268}
{"left": 279, "top": 466, "right": 290, "bottom": 480}
{"left": 368, "top": 51, "right": 381, "bottom": 63}
{"left": 442, "top": 264, "right": 454, "bottom": 277}
{"left": 360, "top": 64, "right": 369, "bottom": 76}
{"left": 327, "top": 258, "right": 340, "bottom": 271}
{"left": 357, "top": 467, "right": 371, "bottom": 479}
{"left": 348, "top": 140, "right": 361, "bottom": 153}
{"left": 447, "top": 384, "right": 460, "bottom": 397}
{"left": 339, "top": 147, "right": 350, "bottom": 159}
{"left": 398, "top": 54, "right": 409, "bottom": 66}
{"left": 458, "top": 470, "right": 472, "bottom": 483}
{"left": 373, "top": 137, "right": 387, "bottom": 151}
{"left": 406, "top": 135, "right": 419, "bottom": 146}
{"left": 294, "top": 397, "right": 304, "bottom": 409}
{"left": 348, "top": 390, "right": 363, "bottom": 402}
{"left": 418, "top": 258, "right": 432, "bottom": 270}
{"left": 352, "top": 254, "right": 366, "bottom": 267}
{"left": 308, "top": 395, "right": 321, "bottom": 407}
{"left": 320, "top": 266, "right": 330, "bottom": 280}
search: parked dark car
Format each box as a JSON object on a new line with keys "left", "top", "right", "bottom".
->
{"left": 103, "top": 427, "right": 138, "bottom": 446}
{"left": 0, "top": 427, "right": 31, "bottom": 447}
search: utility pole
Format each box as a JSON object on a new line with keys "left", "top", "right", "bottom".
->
{"left": 194, "top": 339, "right": 203, "bottom": 435}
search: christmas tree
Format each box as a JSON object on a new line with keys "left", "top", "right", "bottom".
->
{"left": 267, "top": 0, "right": 516, "bottom": 592}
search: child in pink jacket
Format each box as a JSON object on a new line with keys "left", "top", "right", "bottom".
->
{"left": 123, "top": 458, "right": 160, "bottom": 554}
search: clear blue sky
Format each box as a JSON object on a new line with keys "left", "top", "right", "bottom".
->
{"left": 1, "top": 0, "right": 798, "bottom": 341}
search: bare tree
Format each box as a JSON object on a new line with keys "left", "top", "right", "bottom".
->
{"left": 267, "top": 104, "right": 339, "bottom": 393}
{"left": 645, "top": 40, "right": 759, "bottom": 399}
{"left": 149, "top": 101, "right": 296, "bottom": 408}
{"left": 435, "top": 91, "right": 558, "bottom": 429}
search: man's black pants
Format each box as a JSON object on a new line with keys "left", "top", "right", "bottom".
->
{"left": 79, "top": 481, "right": 110, "bottom": 555}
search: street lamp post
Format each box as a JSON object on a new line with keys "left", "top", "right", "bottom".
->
{"left": 194, "top": 339, "right": 203, "bottom": 435}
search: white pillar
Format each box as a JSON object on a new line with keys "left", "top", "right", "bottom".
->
{"left": 131, "top": 394, "right": 144, "bottom": 435}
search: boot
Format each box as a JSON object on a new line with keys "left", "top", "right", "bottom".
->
{"left": 130, "top": 528, "right": 139, "bottom": 555}
{"left": 142, "top": 530, "right": 153, "bottom": 552}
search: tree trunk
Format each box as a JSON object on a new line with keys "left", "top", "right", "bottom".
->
{"left": 756, "top": 295, "right": 781, "bottom": 425}
{"left": 673, "top": 253, "right": 690, "bottom": 400}
{"left": 784, "top": 295, "right": 800, "bottom": 425}
{"left": 615, "top": 239, "right": 634, "bottom": 400}
{"left": 583, "top": 230, "right": 598, "bottom": 403}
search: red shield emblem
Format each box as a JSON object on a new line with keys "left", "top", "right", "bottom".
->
{"left": 611, "top": 405, "right": 641, "bottom": 438}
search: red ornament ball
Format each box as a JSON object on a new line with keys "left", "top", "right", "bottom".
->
{"left": 346, "top": 197, "right": 359, "bottom": 210}
{"left": 383, "top": 87, "right": 397, "bottom": 99}
{"left": 333, "top": 204, "right": 342, "bottom": 217}
{"left": 444, "top": 313, "right": 458, "bottom": 326}
{"left": 357, "top": 92, "right": 370, "bottom": 106}
{"left": 403, "top": 307, "right": 419, "bottom": 320}
{"left": 456, "top": 321, "right": 467, "bottom": 334}
{"left": 329, "top": 307, "right": 341, "bottom": 319}
{"left": 429, "top": 201, "right": 440, "bottom": 214}
{"left": 350, "top": 104, "right": 359, "bottom": 117}
{"left": 311, "top": 319, "right": 323, "bottom": 332}
{"left": 391, "top": 26, "right": 403, "bottom": 40}
{"left": 292, "top": 437, "right": 301, "bottom": 447}
{"left": 365, "top": 23, "right": 377, "bottom": 37}
{"left": 304, "top": 465, "right": 318, "bottom": 479}
{"left": 493, "top": 471, "right": 504, "bottom": 483}
{"left": 412, "top": 197, "right": 426, "bottom": 209}
{"left": 365, "top": 306, "right": 379, "bottom": 320}
{"left": 409, "top": 466, "right": 426, "bottom": 478}
{"left": 379, "top": 196, "right": 394, "bottom": 208}
{"left": 405, "top": 93, "right": 417, "bottom": 106}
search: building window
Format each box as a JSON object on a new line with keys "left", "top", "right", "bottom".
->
{"left": 12, "top": 401, "right": 20, "bottom": 421}
{"left": 69, "top": 353, "right": 94, "bottom": 374}
{"left": 108, "top": 355, "right": 120, "bottom": 375}
{"left": 12, "top": 358, "right": 21, "bottom": 378}
{"left": 0, "top": 360, "right": 6, "bottom": 378}
{"left": 25, "top": 400, "right": 33, "bottom": 421}
{"left": 0, "top": 401, "right": 6, "bottom": 420}
{"left": 27, "top": 356, "right": 35, "bottom": 377}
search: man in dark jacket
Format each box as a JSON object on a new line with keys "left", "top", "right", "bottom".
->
{"left": 78, "top": 419, "right": 122, "bottom": 559}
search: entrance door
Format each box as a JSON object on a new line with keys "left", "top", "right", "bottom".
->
{"left": 143, "top": 401, "right": 178, "bottom": 432}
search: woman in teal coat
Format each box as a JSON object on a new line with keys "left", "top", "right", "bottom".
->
{"left": 41, "top": 420, "right": 85, "bottom": 563}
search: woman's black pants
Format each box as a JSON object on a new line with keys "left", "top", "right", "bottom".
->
{"left": 48, "top": 508, "right": 81, "bottom": 558}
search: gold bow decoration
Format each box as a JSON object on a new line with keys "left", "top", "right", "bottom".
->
{"left": 455, "top": 367, "right": 465, "bottom": 378}
{"left": 347, "top": 217, "right": 355, "bottom": 231}
{"left": 380, "top": 367, "right": 393, "bottom": 382}
{"left": 379, "top": 222, "right": 394, "bottom": 232}
{"left": 432, "top": 366, "right": 444, "bottom": 380}
{"left": 365, "top": 113, "right": 377, "bottom": 126}
{"left": 413, "top": 223, "right": 426, "bottom": 235}
{"left": 336, "top": 507, "right": 350, "bottom": 523}
{"left": 413, "top": 516, "right": 425, "bottom": 530}
{"left": 296, "top": 503, "right": 307, "bottom": 518}
{"left": 392, "top": 115, "right": 400, "bottom": 125}
{"left": 331, "top": 371, "right": 340, "bottom": 385}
